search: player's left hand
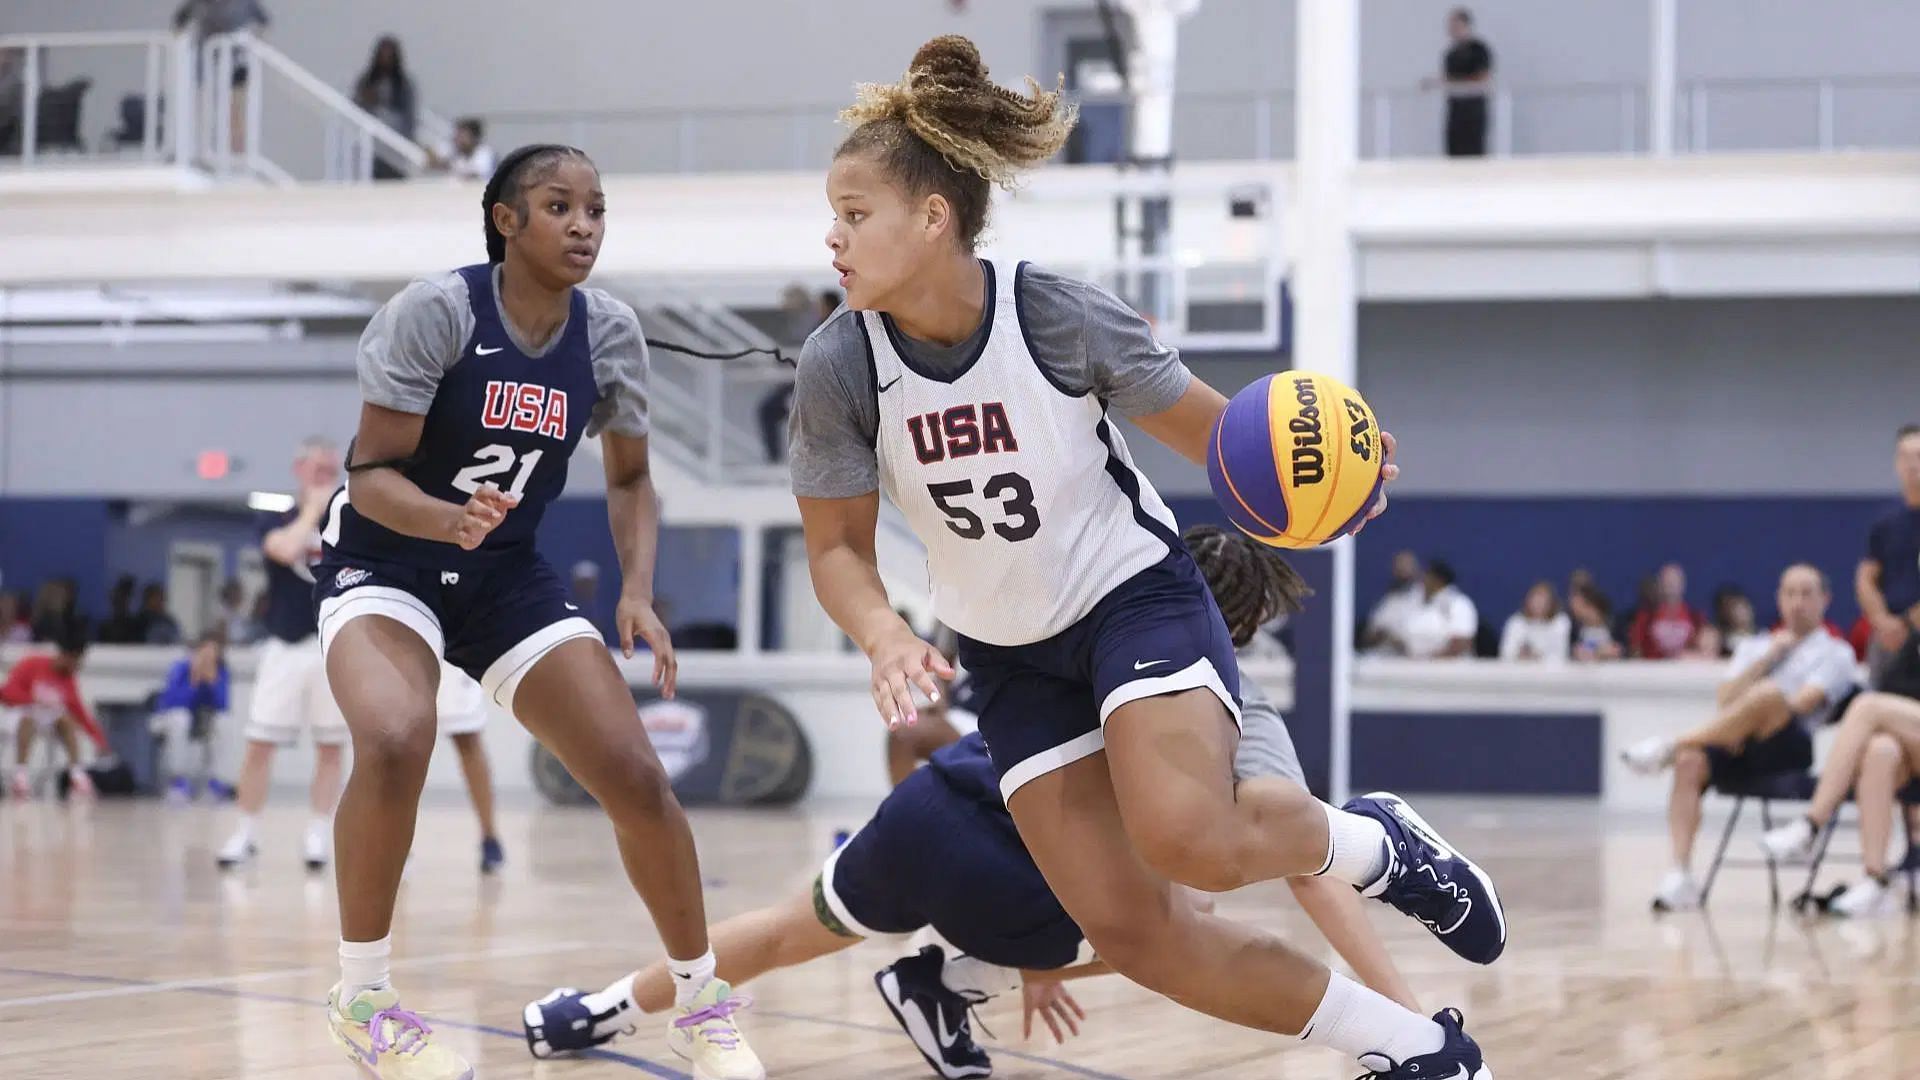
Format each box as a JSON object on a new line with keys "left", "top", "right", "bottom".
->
{"left": 617, "top": 594, "right": 678, "bottom": 700}
{"left": 1349, "top": 430, "right": 1398, "bottom": 537}
{"left": 1021, "top": 979, "right": 1086, "bottom": 1044}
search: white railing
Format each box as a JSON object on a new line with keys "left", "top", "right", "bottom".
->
{"left": 199, "top": 31, "right": 425, "bottom": 184}
{"left": 0, "top": 31, "right": 181, "bottom": 168}
{"left": 0, "top": 29, "right": 425, "bottom": 184}
{"left": 458, "top": 75, "right": 1920, "bottom": 173}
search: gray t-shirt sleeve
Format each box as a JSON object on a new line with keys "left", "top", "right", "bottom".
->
{"left": 1230, "top": 674, "right": 1306, "bottom": 786}
{"left": 356, "top": 273, "right": 472, "bottom": 415}
{"left": 583, "top": 289, "right": 649, "bottom": 439}
{"left": 787, "top": 310, "right": 881, "bottom": 499}
{"left": 1019, "top": 265, "right": 1192, "bottom": 418}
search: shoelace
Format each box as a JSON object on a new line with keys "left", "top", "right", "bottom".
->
{"left": 674, "top": 994, "right": 752, "bottom": 1050}
{"left": 1384, "top": 854, "right": 1471, "bottom": 931}
{"left": 368, "top": 1007, "right": 432, "bottom": 1057}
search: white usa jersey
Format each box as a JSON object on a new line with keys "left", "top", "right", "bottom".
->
{"left": 868, "top": 259, "right": 1180, "bottom": 646}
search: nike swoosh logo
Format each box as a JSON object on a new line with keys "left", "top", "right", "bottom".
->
{"left": 935, "top": 1008, "right": 961, "bottom": 1050}
{"left": 1133, "top": 659, "right": 1170, "bottom": 671}
{"left": 877, "top": 375, "right": 902, "bottom": 392}
{"left": 565, "top": 603, "right": 579, "bottom": 611}
{"left": 475, "top": 345, "right": 503, "bottom": 356}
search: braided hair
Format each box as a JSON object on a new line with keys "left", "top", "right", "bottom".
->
{"left": 481, "top": 143, "right": 595, "bottom": 264}
{"left": 1183, "top": 525, "right": 1314, "bottom": 648}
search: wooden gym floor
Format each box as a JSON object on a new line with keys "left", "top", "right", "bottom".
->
{"left": 1, "top": 793, "right": 1914, "bottom": 1078}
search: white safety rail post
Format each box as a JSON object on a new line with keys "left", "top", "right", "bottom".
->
{"left": 1294, "top": 0, "right": 1360, "bottom": 804}
{"left": 1649, "top": 0, "right": 1677, "bottom": 156}
{"left": 1115, "top": 0, "right": 1201, "bottom": 328}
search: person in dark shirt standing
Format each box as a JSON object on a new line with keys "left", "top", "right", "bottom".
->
{"left": 216, "top": 438, "right": 347, "bottom": 872}
{"left": 1433, "top": 8, "right": 1494, "bottom": 157}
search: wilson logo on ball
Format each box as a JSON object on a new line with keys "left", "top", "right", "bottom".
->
{"left": 1206, "top": 370, "right": 1385, "bottom": 550}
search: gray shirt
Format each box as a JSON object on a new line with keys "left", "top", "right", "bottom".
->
{"left": 1235, "top": 660, "right": 1306, "bottom": 787}
{"left": 787, "top": 263, "right": 1192, "bottom": 499}
{"left": 355, "top": 266, "right": 650, "bottom": 439}
{"left": 175, "top": 0, "right": 269, "bottom": 39}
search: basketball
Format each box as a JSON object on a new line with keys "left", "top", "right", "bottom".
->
{"left": 1207, "top": 370, "right": 1384, "bottom": 549}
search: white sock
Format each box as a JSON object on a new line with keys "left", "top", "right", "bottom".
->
{"left": 666, "top": 949, "right": 716, "bottom": 1006}
{"left": 1316, "top": 803, "right": 1390, "bottom": 888}
{"left": 582, "top": 972, "right": 640, "bottom": 1024}
{"left": 232, "top": 814, "right": 257, "bottom": 843}
{"left": 1297, "top": 971, "right": 1444, "bottom": 1065}
{"left": 938, "top": 954, "right": 1021, "bottom": 1001}
{"left": 338, "top": 935, "right": 392, "bottom": 1006}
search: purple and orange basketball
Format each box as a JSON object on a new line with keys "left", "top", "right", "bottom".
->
{"left": 1206, "top": 371, "right": 1385, "bottom": 549}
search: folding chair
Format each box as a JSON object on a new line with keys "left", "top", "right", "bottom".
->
{"left": 1698, "top": 769, "right": 1817, "bottom": 910}
{"left": 1793, "top": 777, "right": 1920, "bottom": 914}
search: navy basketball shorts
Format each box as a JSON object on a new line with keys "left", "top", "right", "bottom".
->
{"left": 1705, "top": 722, "right": 1815, "bottom": 790}
{"left": 819, "top": 764, "right": 1086, "bottom": 971}
{"left": 312, "top": 548, "right": 601, "bottom": 714}
{"left": 958, "top": 550, "right": 1242, "bottom": 803}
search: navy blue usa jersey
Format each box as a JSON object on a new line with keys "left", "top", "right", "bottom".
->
{"left": 321, "top": 263, "right": 651, "bottom": 568}
{"left": 258, "top": 508, "right": 321, "bottom": 642}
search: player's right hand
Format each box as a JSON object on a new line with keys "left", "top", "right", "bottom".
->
{"left": 450, "top": 482, "right": 519, "bottom": 550}
{"left": 1020, "top": 979, "right": 1086, "bottom": 1044}
{"left": 868, "top": 625, "right": 954, "bottom": 731}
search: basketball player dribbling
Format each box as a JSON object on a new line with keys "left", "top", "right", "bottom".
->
{"left": 788, "top": 36, "right": 1501, "bottom": 1078}
{"left": 310, "top": 144, "right": 760, "bottom": 1080}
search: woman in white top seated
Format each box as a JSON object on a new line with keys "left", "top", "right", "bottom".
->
{"left": 1500, "top": 581, "right": 1571, "bottom": 662}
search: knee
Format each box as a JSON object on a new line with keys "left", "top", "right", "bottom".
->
{"left": 588, "top": 747, "right": 679, "bottom": 824}
{"left": 1864, "top": 732, "right": 1903, "bottom": 775}
{"left": 1131, "top": 815, "right": 1250, "bottom": 893}
{"left": 351, "top": 714, "right": 434, "bottom": 777}
{"left": 1672, "top": 746, "right": 1711, "bottom": 791}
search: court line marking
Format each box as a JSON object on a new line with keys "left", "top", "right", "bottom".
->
{"left": 0, "top": 940, "right": 591, "bottom": 1009}
{"left": 0, "top": 965, "right": 690, "bottom": 1079}
{"left": 0, "top": 965, "right": 1133, "bottom": 1079}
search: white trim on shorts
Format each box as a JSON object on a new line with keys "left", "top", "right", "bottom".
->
{"left": 1098, "top": 657, "right": 1241, "bottom": 728}
{"left": 317, "top": 586, "right": 446, "bottom": 658}
{"left": 998, "top": 727, "right": 1107, "bottom": 803}
{"left": 479, "top": 616, "right": 602, "bottom": 713}
{"left": 818, "top": 832, "right": 883, "bottom": 939}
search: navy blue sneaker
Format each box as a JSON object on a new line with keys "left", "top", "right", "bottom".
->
{"left": 481, "top": 836, "right": 505, "bottom": 874}
{"left": 1343, "top": 791, "right": 1508, "bottom": 964}
{"left": 1357, "top": 1008, "right": 1492, "bottom": 1079}
{"left": 523, "top": 986, "right": 634, "bottom": 1059}
{"left": 874, "top": 946, "right": 992, "bottom": 1079}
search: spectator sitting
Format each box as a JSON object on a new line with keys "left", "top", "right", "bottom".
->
{"left": 353, "top": 35, "right": 418, "bottom": 180}
{"left": 1499, "top": 581, "right": 1569, "bottom": 662}
{"left": 150, "top": 633, "right": 231, "bottom": 802}
{"left": 425, "top": 116, "right": 496, "bottom": 181}
{"left": 1569, "top": 583, "right": 1622, "bottom": 662}
{"left": 1629, "top": 562, "right": 1710, "bottom": 659}
{"left": 96, "top": 575, "right": 144, "bottom": 644}
{"left": 3, "top": 621, "right": 105, "bottom": 799}
{"left": 1858, "top": 423, "right": 1920, "bottom": 684}
{"left": 1400, "top": 559, "right": 1477, "bottom": 659}
{"left": 0, "top": 590, "right": 30, "bottom": 644}
{"left": 1621, "top": 564, "right": 1860, "bottom": 912}
{"left": 1710, "top": 584, "right": 1758, "bottom": 659}
{"left": 135, "top": 584, "right": 182, "bottom": 646}
{"left": 1360, "top": 549, "right": 1423, "bottom": 655}
{"left": 29, "top": 578, "right": 79, "bottom": 644}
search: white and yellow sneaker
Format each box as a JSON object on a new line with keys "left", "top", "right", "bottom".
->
{"left": 326, "top": 984, "right": 474, "bottom": 1080}
{"left": 666, "top": 979, "right": 765, "bottom": 1080}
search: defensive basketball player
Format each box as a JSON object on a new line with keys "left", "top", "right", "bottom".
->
{"left": 311, "top": 145, "right": 758, "bottom": 1079}
{"left": 789, "top": 36, "right": 1499, "bottom": 1078}
{"left": 525, "top": 526, "right": 1424, "bottom": 1079}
